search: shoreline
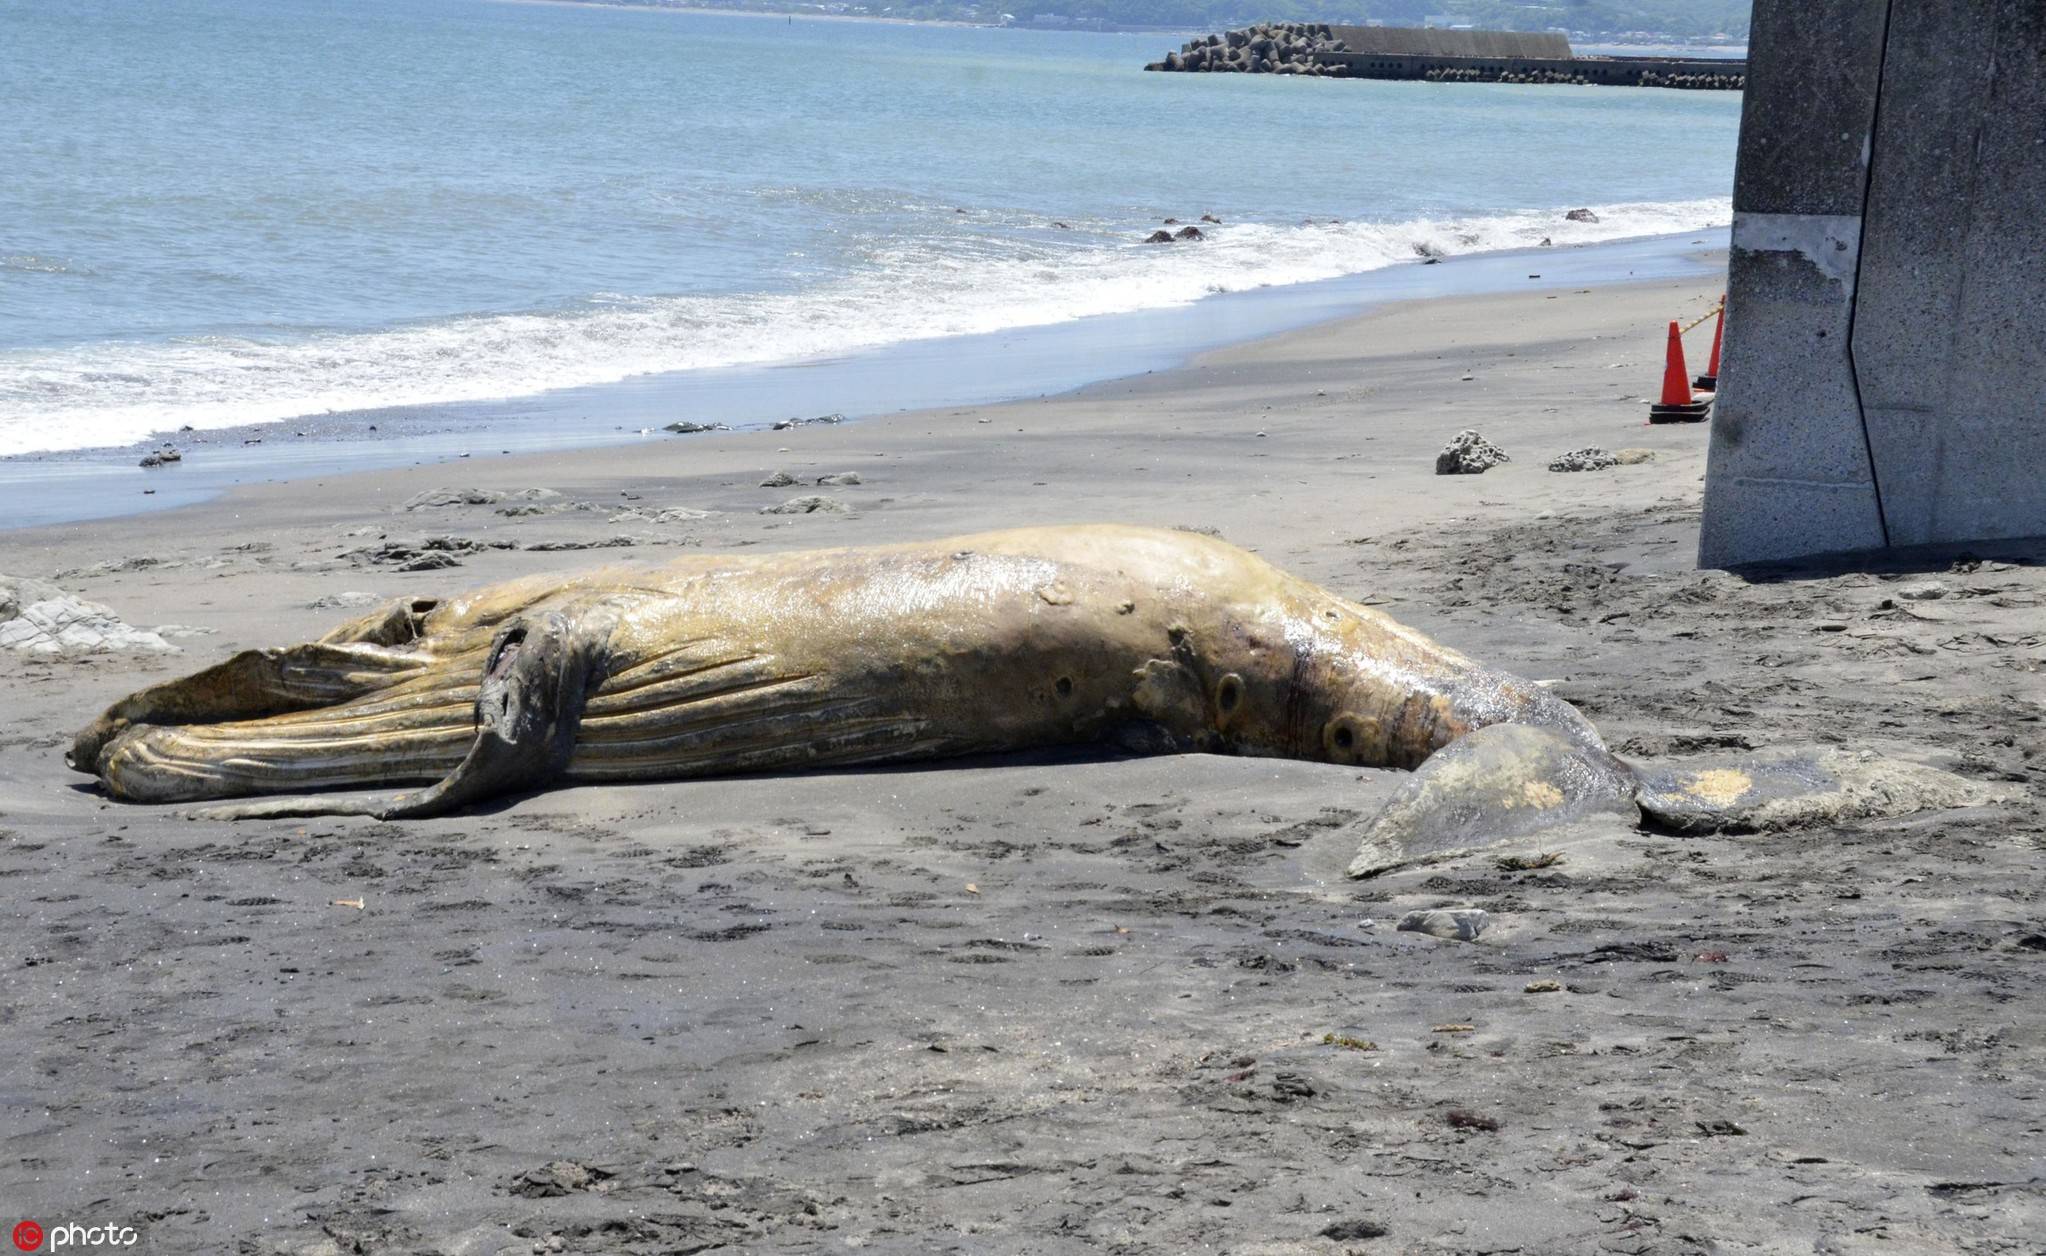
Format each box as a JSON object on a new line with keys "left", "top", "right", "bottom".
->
{"left": 0, "top": 228, "right": 1726, "bottom": 532}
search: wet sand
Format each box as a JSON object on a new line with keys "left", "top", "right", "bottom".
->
{"left": 2, "top": 273, "right": 2041, "bottom": 1254}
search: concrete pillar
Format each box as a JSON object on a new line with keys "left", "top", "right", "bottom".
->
{"left": 1697, "top": 0, "right": 1889, "bottom": 567}
{"left": 1699, "top": 0, "right": 2046, "bottom": 566}
{"left": 1853, "top": 0, "right": 2046, "bottom": 547}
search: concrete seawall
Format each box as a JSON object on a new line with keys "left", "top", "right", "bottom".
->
{"left": 1314, "top": 50, "right": 1744, "bottom": 89}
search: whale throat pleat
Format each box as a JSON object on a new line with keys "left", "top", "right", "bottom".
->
{"left": 570, "top": 651, "right": 954, "bottom": 776}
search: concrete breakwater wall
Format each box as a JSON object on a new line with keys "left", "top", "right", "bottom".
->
{"left": 1145, "top": 25, "right": 1745, "bottom": 91}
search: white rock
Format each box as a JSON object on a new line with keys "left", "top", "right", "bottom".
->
{"left": 0, "top": 576, "right": 177, "bottom": 655}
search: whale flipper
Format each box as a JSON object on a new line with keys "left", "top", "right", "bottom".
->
{"left": 1346, "top": 722, "right": 1636, "bottom": 878}
{"left": 189, "top": 608, "right": 610, "bottom": 821}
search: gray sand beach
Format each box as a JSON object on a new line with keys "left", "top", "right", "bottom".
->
{"left": 3, "top": 274, "right": 2041, "bottom": 1254}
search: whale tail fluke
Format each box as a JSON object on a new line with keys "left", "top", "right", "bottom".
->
{"left": 1347, "top": 726, "right": 2011, "bottom": 878}
{"left": 1630, "top": 747, "right": 2007, "bottom": 834}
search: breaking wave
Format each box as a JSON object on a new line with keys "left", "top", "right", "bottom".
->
{"left": 0, "top": 197, "right": 1728, "bottom": 456}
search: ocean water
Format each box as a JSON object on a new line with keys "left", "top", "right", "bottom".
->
{"left": 0, "top": 0, "right": 1742, "bottom": 457}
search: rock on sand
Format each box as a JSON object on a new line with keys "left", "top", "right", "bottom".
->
{"left": 1436, "top": 430, "right": 1510, "bottom": 475}
{"left": 0, "top": 575, "right": 177, "bottom": 655}
{"left": 760, "top": 496, "right": 853, "bottom": 516}
{"left": 1547, "top": 447, "right": 1620, "bottom": 473}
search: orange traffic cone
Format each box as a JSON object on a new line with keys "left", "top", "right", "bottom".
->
{"left": 1649, "top": 320, "right": 1712, "bottom": 423}
{"left": 1693, "top": 298, "right": 1724, "bottom": 391}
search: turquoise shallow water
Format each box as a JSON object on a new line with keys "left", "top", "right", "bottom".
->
{"left": 0, "top": 0, "right": 1740, "bottom": 455}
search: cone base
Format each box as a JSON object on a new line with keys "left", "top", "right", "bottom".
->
{"left": 1693, "top": 373, "right": 1718, "bottom": 390}
{"left": 1648, "top": 400, "right": 1713, "bottom": 424}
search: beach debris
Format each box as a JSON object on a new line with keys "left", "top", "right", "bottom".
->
{"left": 151, "top": 623, "right": 218, "bottom": 640}
{"left": 525, "top": 536, "right": 638, "bottom": 552}
{"left": 1050, "top": 221, "right": 1070, "bottom": 229}
{"left": 1695, "top": 1119, "right": 1747, "bottom": 1137}
{"left": 402, "top": 486, "right": 560, "bottom": 511}
{"left": 1539, "top": 236, "right": 1554, "bottom": 247}
{"left": 771, "top": 413, "right": 845, "bottom": 430}
{"left": 1270, "top": 1071, "right": 1316, "bottom": 1101}
{"left": 1319, "top": 1220, "right": 1389, "bottom": 1242}
{"left": 1613, "top": 447, "right": 1657, "bottom": 464}
{"left": 1496, "top": 851, "right": 1564, "bottom": 871}
{"left": 51, "top": 555, "right": 173, "bottom": 579}
{"left": 760, "top": 471, "right": 800, "bottom": 487}
{"left": 816, "top": 472, "right": 862, "bottom": 486}
{"left": 1397, "top": 908, "right": 1489, "bottom": 941}
{"left": 1322, "top": 1032, "right": 1377, "bottom": 1052}
{"left": 1432, "top": 1023, "right": 1477, "bottom": 1034}
{"left": 331, "top": 897, "right": 365, "bottom": 910}
{"left": 1143, "top": 230, "right": 1175, "bottom": 244}
{"left": 1896, "top": 580, "right": 1950, "bottom": 601}
{"left": 1695, "top": 950, "right": 1731, "bottom": 963}
{"left": 663, "top": 421, "right": 729, "bottom": 434}
{"left": 1524, "top": 979, "right": 1563, "bottom": 994}
{"left": 0, "top": 575, "right": 177, "bottom": 656}
{"left": 138, "top": 445, "right": 183, "bottom": 468}
{"left": 1548, "top": 447, "right": 1620, "bottom": 473}
{"left": 612, "top": 506, "right": 713, "bottom": 524}
{"left": 308, "top": 591, "right": 384, "bottom": 611}
{"left": 1435, "top": 430, "right": 1510, "bottom": 475}
{"left": 964, "top": 882, "right": 981, "bottom": 895}
{"left": 1174, "top": 226, "right": 1205, "bottom": 241}
{"left": 344, "top": 536, "right": 512, "bottom": 570}
{"left": 760, "top": 495, "right": 852, "bottom": 515}
{"left": 1445, "top": 1108, "right": 1502, "bottom": 1132}
{"left": 1565, "top": 207, "right": 1600, "bottom": 223}
{"left": 400, "top": 552, "right": 461, "bottom": 571}
{"left": 510, "top": 1160, "right": 614, "bottom": 1199}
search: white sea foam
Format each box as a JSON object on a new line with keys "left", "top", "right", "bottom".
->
{"left": 0, "top": 198, "right": 1728, "bottom": 456}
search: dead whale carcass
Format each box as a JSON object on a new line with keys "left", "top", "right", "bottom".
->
{"left": 68, "top": 526, "right": 1999, "bottom": 874}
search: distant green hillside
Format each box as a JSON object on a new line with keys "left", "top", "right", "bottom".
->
{"left": 592, "top": 0, "right": 1751, "bottom": 41}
